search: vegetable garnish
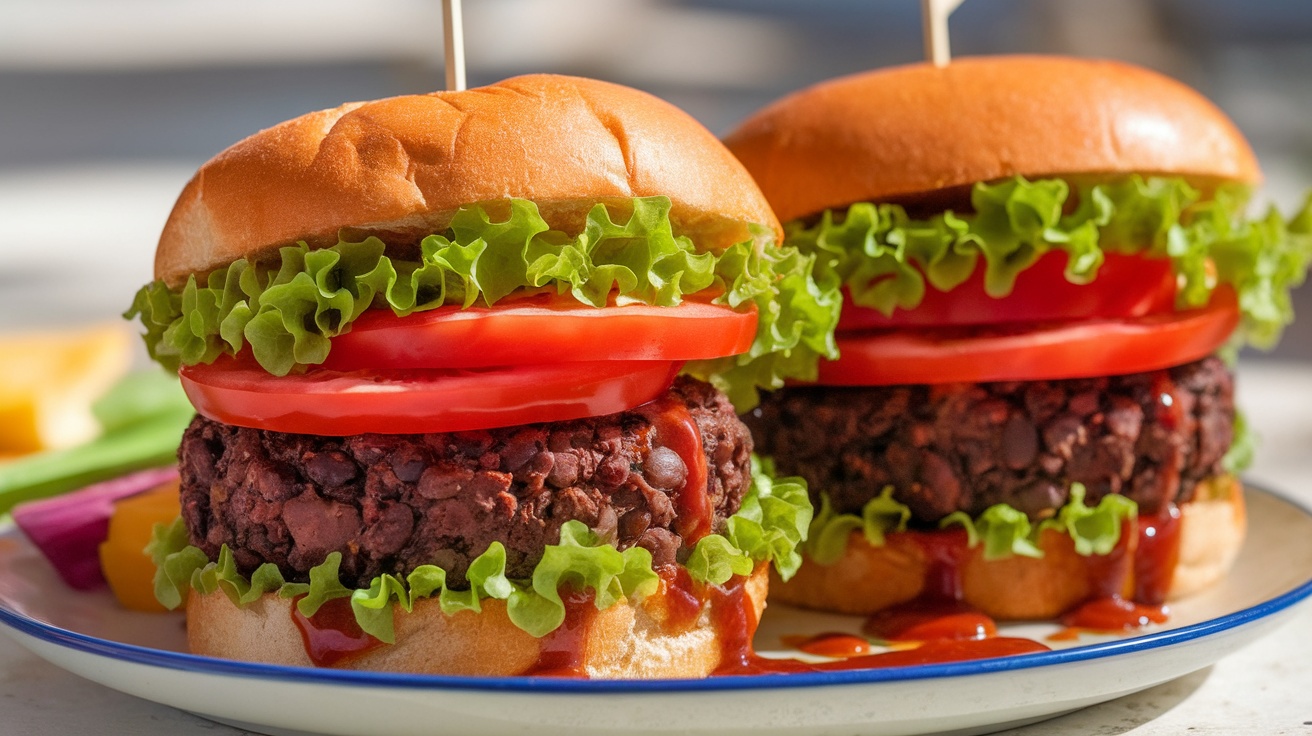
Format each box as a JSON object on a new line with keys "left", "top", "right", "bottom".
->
{"left": 814, "top": 289, "right": 1240, "bottom": 385}
{"left": 320, "top": 297, "right": 757, "bottom": 370}
{"left": 125, "top": 196, "right": 840, "bottom": 410}
{"left": 99, "top": 480, "right": 183, "bottom": 612}
{"left": 179, "top": 357, "right": 684, "bottom": 436}
{"left": 806, "top": 483, "right": 1138, "bottom": 566}
{"left": 11, "top": 467, "right": 179, "bottom": 590}
{"left": 790, "top": 175, "right": 1312, "bottom": 350}
{"left": 0, "top": 324, "right": 131, "bottom": 455}
{"left": 0, "top": 370, "right": 193, "bottom": 515}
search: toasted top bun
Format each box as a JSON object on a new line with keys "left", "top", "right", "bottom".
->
{"left": 724, "top": 55, "right": 1261, "bottom": 224}
{"left": 157, "top": 74, "right": 780, "bottom": 287}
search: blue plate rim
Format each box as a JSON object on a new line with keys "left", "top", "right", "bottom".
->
{"left": 2, "top": 484, "right": 1310, "bottom": 694}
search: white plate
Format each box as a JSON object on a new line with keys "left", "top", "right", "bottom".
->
{"left": 1, "top": 485, "right": 1310, "bottom": 736}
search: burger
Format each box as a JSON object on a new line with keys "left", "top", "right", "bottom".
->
{"left": 725, "top": 56, "right": 1312, "bottom": 621}
{"left": 125, "top": 74, "right": 839, "bottom": 677}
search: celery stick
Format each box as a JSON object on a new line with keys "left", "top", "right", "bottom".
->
{"left": 0, "top": 410, "right": 191, "bottom": 515}
{"left": 92, "top": 370, "right": 193, "bottom": 434}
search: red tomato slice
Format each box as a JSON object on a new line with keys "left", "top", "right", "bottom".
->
{"left": 321, "top": 296, "right": 757, "bottom": 371}
{"left": 180, "top": 357, "right": 683, "bottom": 436}
{"left": 836, "top": 253, "right": 1177, "bottom": 330}
{"left": 815, "top": 290, "right": 1239, "bottom": 386}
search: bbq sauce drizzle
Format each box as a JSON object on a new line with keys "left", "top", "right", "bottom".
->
{"left": 292, "top": 384, "right": 1185, "bottom": 674}
{"left": 289, "top": 503, "right": 1180, "bottom": 673}
{"left": 638, "top": 394, "right": 711, "bottom": 543}
{"left": 291, "top": 596, "right": 383, "bottom": 668}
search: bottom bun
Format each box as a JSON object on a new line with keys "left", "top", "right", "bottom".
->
{"left": 187, "top": 567, "right": 768, "bottom": 677}
{"left": 772, "top": 477, "right": 1246, "bottom": 620}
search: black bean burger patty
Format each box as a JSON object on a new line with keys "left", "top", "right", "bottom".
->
{"left": 179, "top": 377, "right": 752, "bottom": 589}
{"left": 744, "top": 357, "right": 1234, "bottom": 524}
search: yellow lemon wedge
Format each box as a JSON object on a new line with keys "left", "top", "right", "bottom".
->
{"left": 0, "top": 324, "right": 132, "bottom": 455}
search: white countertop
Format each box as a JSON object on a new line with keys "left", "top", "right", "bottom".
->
{"left": 0, "top": 360, "right": 1309, "bottom": 735}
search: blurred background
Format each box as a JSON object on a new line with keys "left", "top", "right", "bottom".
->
{"left": 1, "top": 0, "right": 1309, "bottom": 361}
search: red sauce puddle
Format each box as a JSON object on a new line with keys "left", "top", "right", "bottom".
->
{"left": 709, "top": 572, "right": 1050, "bottom": 675}
{"left": 864, "top": 599, "right": 997, "bottom": 642}
{"left": 782, "top": 632, "right": 873, "bottom": 658}
{"left": 524, "top": 588, "right": 598, "bottom": 677}
{"left": 712, "top": 573, "right": 814, "bottom": 675}
{"left": 752, "top": 634, "right": 1046, "bottom": 673}
{"left": 912, "top": 527, "right": 974, "bottom": 600}
{"left": 1046, "top": 501, "right": 1180, "bottom": 642}
{"left": 638, "top": 395, "right": 710, "bottom": 544}
{"left": 1049, "top": 597, "right": 1170, "bottom": 641}
{"left": 291, "top": 596, "right": 384, "bottom": 668}
{"left": 659, "top": 566, "right": 706, "bottom": 632}
{"left": 814, "top": 638, "right": 1050, "bottom": 669}
{"left": 1135, "top": 504, "right": 1182, "bottom": 605}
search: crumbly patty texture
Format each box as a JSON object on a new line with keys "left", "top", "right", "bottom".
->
{"left": 744, "top": 357, "right": 1234, "bottom": 523}
{"left": 178, "top": 377, "right": 752, "bottom": 589}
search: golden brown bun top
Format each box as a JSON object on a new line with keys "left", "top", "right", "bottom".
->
{"left": 724, "top": 55, "right": 1262, "bottom": 223}
{"left": 157, "top": 74, "right": 780, "bottom": 286}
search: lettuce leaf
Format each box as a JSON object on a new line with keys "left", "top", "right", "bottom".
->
{"left": 941, "top": 505, "right": 1043, "bottom": 560}
{"left": 145, "top": 516, "right": 206, "bottom": 610}
{"left": 716, "top": 455, "right": 813, "bottom": 581}
{"left": 805, "top": 483, "right": 1139, "bottom": 564}
{"left": 805, "top": 487, "right": 909, "bottom": 565}
{"left": 124, "top": 197, "right": 839, "bottom": 408}
{"left": 787, "top": 176, "right": 1312, "bottom": 349}
{"left": 1037, "top": 484, "right": 1138, "bottom": 557}
{"left": 1222, "top": 409, "right": 1256, "bottom": 474}
{"left": 684, "top": 239, "right": 841, "bottom": 409}
{"left": 147, "top": 455, "right": 812, "bottom": 642}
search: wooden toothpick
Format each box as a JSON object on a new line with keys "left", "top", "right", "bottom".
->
{"left": 922, "top": 0, "right": 967, "bottom": 67}
{"left": 443, "top": 0, "right": 466, "bottom": 91}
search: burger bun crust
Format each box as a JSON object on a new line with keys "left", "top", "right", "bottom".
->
{"left": 725, "top": 55, "right": 1261, "bottom": 223}
{"left": 186, "top": 567, "right": 768, "bottom": 677}
{"left": 158, "top": 74, "right": 780, "bottom": 286}
{"left": 771, "top": 479, "right": 1246, "bottom": 619}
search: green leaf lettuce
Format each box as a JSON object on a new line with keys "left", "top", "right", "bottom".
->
{"left": 787, "top": 176, "right": 1312, "bottom": 349}
{"left": 147, "top": 455, "right": 812, "bottom": 643}
{"left": 805, "top": 483, "right": 1139, "bottom": 565}
{"left": 125, "top": 197, "right": 839, "bottom": 409}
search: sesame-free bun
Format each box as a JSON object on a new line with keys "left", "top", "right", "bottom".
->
{"left": 724, "top": 55, "right": 1261, "bottom": 223}
{"left": 186, "top": 567, "right": 768, "bottom": 677}
{"left": 157, "top": 74, "right": 780, "bottom": 287}
{"left": 771, "top": 479, "right": 1245, "bottom": 620}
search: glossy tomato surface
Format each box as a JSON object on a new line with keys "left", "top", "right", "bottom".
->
{"left": 836, "top": 252, "right": 1177, "bottom": 330}
{"left": 321, "top": 297, "right": 757, "bottom": 371}
{"left": 180, "top": 357, "right": 683, "bottom": 436}
{"left": 816, "top": 289, "right": 1238, "bottom": 386}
